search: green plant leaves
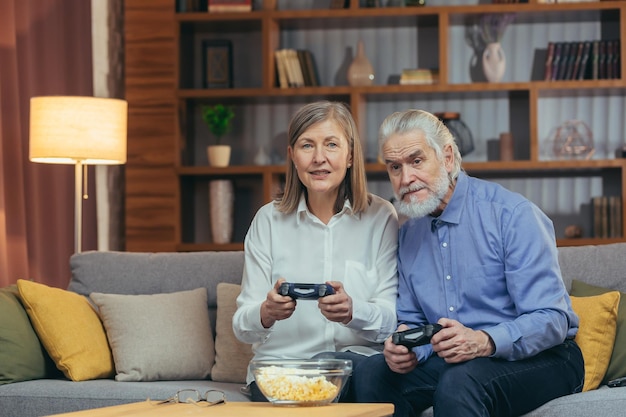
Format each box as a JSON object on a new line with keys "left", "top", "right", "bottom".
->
{"left": 201, "top": 104, "right": 235, "bottom": 144}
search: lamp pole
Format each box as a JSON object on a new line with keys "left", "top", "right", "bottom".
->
{"left": 74, "top": 161, "right": 83, "bottom": 253}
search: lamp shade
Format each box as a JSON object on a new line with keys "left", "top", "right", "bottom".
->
{"left": 29, "top": 96, "right": 127, "bottom": 165}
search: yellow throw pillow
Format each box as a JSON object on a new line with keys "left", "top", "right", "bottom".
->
{"left": 570, "top": 292, "right": 620, "bottom": 391}
{"left": 16, "top": 279, "right": 114, "bottom": 381}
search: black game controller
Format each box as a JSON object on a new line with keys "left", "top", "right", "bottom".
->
{"left": 392, "top": 324, "right": 443, "bottom": 348}
{"left": 278, "top": 282, "right": 335, "bottom": 300}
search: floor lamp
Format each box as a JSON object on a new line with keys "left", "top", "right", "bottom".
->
{"left": 29, "top": 96, "right": 127, "bottom": 253}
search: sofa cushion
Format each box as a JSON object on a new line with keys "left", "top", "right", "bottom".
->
{"left": 571, "top": 279, "right": 626, "bottom": 384}
{"left": 211, "top": 283, "right": 253, "bottom": 383}
{"left": 570, "top": 291, "right": 620, "bottom": 391}
{"left": 69, "top": 251, "right": 245, "bottom": 307}
{"left": 90, "top": 288, "right": 215, "bottom": 382}
{"left": 0, "top": 285, "right": 48, "bottom": 384}
{"left": 16, "top": 280, "right": 114, "bottom": 381}
{"left": 558, "top": 243, "right": 626, "bottom": 294}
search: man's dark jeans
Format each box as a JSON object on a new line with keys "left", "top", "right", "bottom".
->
{"left": 354, "top": 339, "right": 584, "bottom": 417}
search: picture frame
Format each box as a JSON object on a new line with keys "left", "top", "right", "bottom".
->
{"left": 202, "top": 40, "right": 233, "bottom": 89}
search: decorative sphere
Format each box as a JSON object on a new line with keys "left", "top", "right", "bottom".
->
{"left": 550, "top": 120, "right": 594, "bottom": 160}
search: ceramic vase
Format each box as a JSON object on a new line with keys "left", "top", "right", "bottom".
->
{"left": 482, "top": 42, "right": 506, "bottom": 83}
{"left": 207, "top": 145, "right": 231, "bottom": 167}
{"left": 347, "top": 40, "right": 375, "bottom": 86}
{"left": 209, "top": 180, "right": 234, "bottom": 244}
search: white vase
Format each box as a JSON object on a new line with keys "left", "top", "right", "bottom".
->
{"left": 209, "top": 180, "right": 234, "bottom": 244}
{"left": 347, "top": 40, "right": 375, "bottom": 86}
{"left": 482, "top": 42, "right": 506, "bottom": 83}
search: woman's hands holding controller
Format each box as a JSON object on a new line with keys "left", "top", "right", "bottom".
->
{"left": 260, "top": 278, "right": 296, "bottom": 328}
{"left": 318, "top": 281, "right": 353, "bottom": 325}
{"left": 260, "top": 280, "right": 352, "bottom": 328}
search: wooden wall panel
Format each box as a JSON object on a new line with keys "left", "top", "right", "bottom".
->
{"left": 124, "top": 0, "right": 178, "bottom": 252}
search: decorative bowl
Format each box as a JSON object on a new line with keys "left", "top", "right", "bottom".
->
{"left": 250, "top": 359, "right": 352, "bottom": 406}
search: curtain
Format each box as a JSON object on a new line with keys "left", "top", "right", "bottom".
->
{"left": 0, "top": 0, "right": 96, "bottom": 288}
{"left": 93, "top": 0, "right": 125, "bottom": 252}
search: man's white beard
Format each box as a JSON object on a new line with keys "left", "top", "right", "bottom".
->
{"left": 394, "top": 165, "right": 450, "bottom": 219}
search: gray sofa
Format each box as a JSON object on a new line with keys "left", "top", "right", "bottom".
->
{"left": 1, "top": 244, "right": 626, "bottom": 417}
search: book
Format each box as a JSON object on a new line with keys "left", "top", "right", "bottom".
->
{"left": 301, "top": 50, "right": 320, "bottom": 87}
{"left": 577, "top": 41, "right": 592, "bottom": 80}
{"left": 177, "top": 0, "right": 200, "bottom": 12}
{"left": 276, "top": 49, "right": 305, "bottom": 88}
{"left": 605, "top": 39, "right": 620, "bottom": 80}
{"left": 568, "top": 41, "right": 584, "bottom": 81}
{"left": 297, "top": 50, "right": 312, "bottom": 86}
{"left": 278, "top": 49, "right": 296, "bottom": 87}
{"left": 556, "top": 42, "right": 571, "bottom": 80}
{"left": 551, "top": 42, "right": 563, "bottom": 81}
{"left": 599, "top": 39, "right": 607, "bottom": 79}
{"left": 329, "top": 0, "right": 348, "bottom": 8}
{"left": 544, "top": 42, "right": 555, "bottom": 81}
{"left": 564, "top": 41, "right": 582, "bottom": 80}
{"left": 592, "top": 196, "right": 607, "bottom": 238}
{"left": 274, "top": 50, "right": 288, "bottom": 88}
{"left": 288, "top": 49, "right": 305, "bottom": 87}
{"left": 612, "top": 39, "right": 620, "bottom": 79}
{"left": 399, "top": 68, "right": 439, "bottom": 85}
{"left": 601, "top": 196, "right": 609, "bottom": 238}
{"left": 208, "top": 0, "right": 252, "bottom": 12}
{"left": 591, "top": 40, "right": 600, "bottom": 80}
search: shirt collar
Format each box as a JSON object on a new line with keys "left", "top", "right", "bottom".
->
{"left": 296, "top": 194, "right": 355, "bottom": 225}
{"left": 431, "top": 171, "right": 468, "bottom": 230}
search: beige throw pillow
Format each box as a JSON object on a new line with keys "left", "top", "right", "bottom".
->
{"left": 90, "top": 288, "right": 215, "bottom": 382}
{"left": 211, "top": 283, "right": 253, "bottom": 383}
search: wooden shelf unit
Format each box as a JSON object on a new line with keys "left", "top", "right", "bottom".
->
{"left": 124, "top": 0, "right": 626, "bottom": 253}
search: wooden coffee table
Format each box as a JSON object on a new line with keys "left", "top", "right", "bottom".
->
{"left": 46, "top": 401, "right": 394, "bottom": 417}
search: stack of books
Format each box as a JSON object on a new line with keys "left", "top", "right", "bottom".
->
{"left": 208, "top": 0, "right": 252, "bottom": 12}
{"left": 399, "top": 69, "right": 439, "bottom": 85}
{"left": 176, "top": 0, "right": 200, "bottom": 12}
{"left": 592, "top": 196, "right": 622, "bottom": 238}
{"left": 544, "top": 39, "right": 620, "bottom": 81}
{"left": 274, "top": 49, "right": 320, "bottom": 88}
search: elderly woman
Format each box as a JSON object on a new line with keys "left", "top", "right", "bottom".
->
{"left": 233, "top": 101, "right": 399, "bottom": 402}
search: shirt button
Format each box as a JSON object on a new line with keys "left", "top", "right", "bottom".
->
{"left": 449, "top": 306, "right": 454, "bottom": 312}
{"left": 442, "top": 242, "right": 448, "bottom": 248}
{"left": 446, "top": 275, "right": 451, "bottom": 280}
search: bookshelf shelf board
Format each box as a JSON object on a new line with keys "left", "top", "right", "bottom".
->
{"left": 177, "top": 160, "right": 625, "bottom": 177}
{"left": 179, "top": 82, "right": 626, "bottom": 99}
{"left": 175, "top": 2, "right": 624, "bottom": 22}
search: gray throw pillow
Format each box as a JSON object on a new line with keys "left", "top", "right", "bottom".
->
{"left": 90, "top": 288, "right": 215, "bottom": 382}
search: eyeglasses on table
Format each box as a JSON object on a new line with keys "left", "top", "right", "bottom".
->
{"left": 153, "top": 389, "right": 226, "bottom": 407}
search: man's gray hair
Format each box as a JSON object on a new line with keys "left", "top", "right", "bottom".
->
{"left": 378, "top": 109, "right": 462, "bottom": 181}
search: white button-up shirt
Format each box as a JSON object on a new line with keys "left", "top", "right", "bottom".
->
{"left": 233, "top": 194, "right": 399, "bottom": 384}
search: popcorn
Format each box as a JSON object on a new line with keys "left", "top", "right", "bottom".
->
{"left": 255, "top": 366, "right": 340, "bottom": 402}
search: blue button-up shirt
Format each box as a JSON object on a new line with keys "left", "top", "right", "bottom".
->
{"left": 397, "top": 172, "right": 578, "bottom": 363}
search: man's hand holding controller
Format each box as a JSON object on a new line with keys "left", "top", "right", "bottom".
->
{"left": 392, "top": 324, "right": 443, "bottom": 348}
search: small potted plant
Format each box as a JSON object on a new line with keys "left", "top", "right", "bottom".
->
{"left": 202, "top": 104, "right": 235, "bottom": 167}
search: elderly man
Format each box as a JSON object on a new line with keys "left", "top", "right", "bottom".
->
{"left": 354, "top": 109, "right": 584, "bottom": 417}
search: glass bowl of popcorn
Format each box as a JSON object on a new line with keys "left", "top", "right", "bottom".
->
{"left": 250, "top": 359, "right": 352, "bottom": 406}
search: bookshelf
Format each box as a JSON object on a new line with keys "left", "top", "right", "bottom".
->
{"left": 124, "top": 0, "right": 626, "bottom": 253}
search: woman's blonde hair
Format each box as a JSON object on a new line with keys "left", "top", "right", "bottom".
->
{"left": 276, "top": 101, "right": 370, "bottom": 214}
